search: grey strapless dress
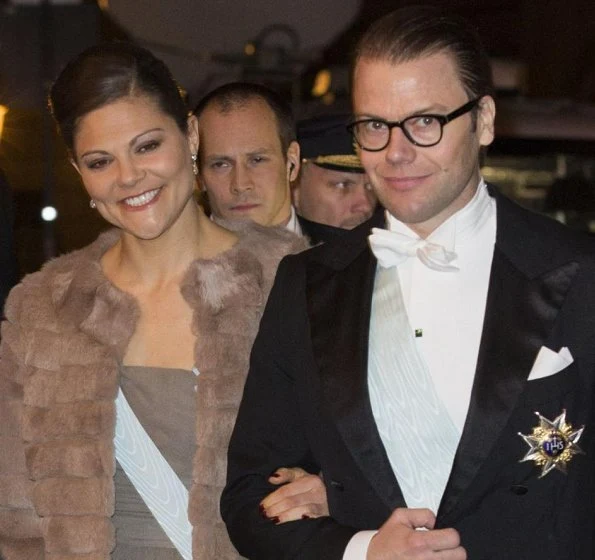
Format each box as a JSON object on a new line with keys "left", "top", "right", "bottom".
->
{"left": 112, "top": 366, "right": 197, "bottom": 560}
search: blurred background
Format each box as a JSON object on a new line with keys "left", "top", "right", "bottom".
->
{"left": 0, "top": 0, "right": 594, "bottom": 277}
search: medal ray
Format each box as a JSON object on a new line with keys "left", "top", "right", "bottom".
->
{"left": 518, "top": 409, "right": 585, "bottom": 478}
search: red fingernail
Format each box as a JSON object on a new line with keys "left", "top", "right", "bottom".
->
{"left": 301, "top": 514, "right": 312, "bottom": 520}
{"left": 271, "top": 516, "right": 280, "bottom": 524}
{"left": 269, "top": 471, "right": 281, "bottom": 478}
{"left": 259, "top": 504, "right": 268, "bottom": 519}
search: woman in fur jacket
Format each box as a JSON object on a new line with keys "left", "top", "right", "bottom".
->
{"left": 0, "top": 42, "right": 327, "bottom": 560}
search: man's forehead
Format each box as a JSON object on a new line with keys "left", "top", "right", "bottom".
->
{"left": 201, "top": 98, "right": 275, "bottom": 125}
{"left": 354, "top": 47, "right": 458, "bottom": 74}
{"left": 352, "top": 53, "right": 466, "bottom": 112}
{"left": 201, "top": 102, "right": 282, "bottom": 144}
{"left": 200, "top": 116, "right": 284, "bottom": 155}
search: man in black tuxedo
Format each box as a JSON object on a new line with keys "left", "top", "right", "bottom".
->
{"left": 222, "top": 6, "right": 595, "bottom": 559}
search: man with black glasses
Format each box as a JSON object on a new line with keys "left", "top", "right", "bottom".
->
{"left": 223, "top": 6, "right": 595, "bottom": 559}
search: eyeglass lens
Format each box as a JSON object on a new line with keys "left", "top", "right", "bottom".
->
{"left": 351, "top": 98, "right": 479, "bottom": 151}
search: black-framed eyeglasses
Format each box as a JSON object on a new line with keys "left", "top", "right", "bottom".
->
{"left": 347, "top": 98, "right": 481, "bottom": 151}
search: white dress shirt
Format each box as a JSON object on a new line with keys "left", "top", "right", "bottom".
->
{"left": 343, "top": 180, "right": 497, "bottom": 559}
{"left": 285, "top": 205, "right": 303, "bottom": 235}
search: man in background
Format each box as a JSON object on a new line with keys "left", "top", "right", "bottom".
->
{"left": 195, "top": 83, "right": 344, "bottom": 244}
{"left": 194, "top": 83, "right": 301, "bottom": 231}
{"left": 294, "top": 114, "right": 377, "bottom": 231}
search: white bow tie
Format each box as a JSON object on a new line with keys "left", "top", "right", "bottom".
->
{"left": 368, "top": 228, "right": 459, "bottom": 272}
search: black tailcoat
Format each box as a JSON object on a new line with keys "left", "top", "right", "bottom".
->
{"left": 223, "top": 186, "right": 595, "bottom": 559}
{"left": 0, "top": 170, "right": 18, "bottom": 316}
{"left": 297, "top": 214, "right": 349, "bottom": 246}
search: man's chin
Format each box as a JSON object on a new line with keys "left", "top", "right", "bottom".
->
{"left": 340, "top": 216, "right": 371, "bottom": 229}
{"left": 226, "top": 206, "right": 263, "bottom": 221}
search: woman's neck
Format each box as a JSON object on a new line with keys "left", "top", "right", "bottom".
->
{"left": 102, "top": 201, "right": 237, "bottom": 292}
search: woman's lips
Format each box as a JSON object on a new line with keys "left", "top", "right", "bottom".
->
{"left": 120, "top": 187, "right": 162, "bottom": 210}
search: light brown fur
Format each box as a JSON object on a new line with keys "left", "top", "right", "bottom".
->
{"left": 0, "top": 224, "right": 307, "bottom": 559}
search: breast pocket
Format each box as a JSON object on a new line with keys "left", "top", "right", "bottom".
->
{"left": 520, "top": 362, "right": 579, "bottom": 408}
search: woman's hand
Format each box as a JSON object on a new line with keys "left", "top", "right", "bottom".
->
{"left": 259, "top": 467, "right": 329, "bottom": 524}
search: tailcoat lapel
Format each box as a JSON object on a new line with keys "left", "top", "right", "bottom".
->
{"left": 438, "top": 190, "right": 580, "bottom": 521}
{"left": 305, "top": 210, "right": 405, "bottom": 511}
{"left": 305, "top": 194, "right": 582, "bottom": 521}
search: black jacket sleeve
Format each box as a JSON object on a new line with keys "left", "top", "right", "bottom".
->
{"left": 221, "top": 256, "right": 357, "bottom": 559}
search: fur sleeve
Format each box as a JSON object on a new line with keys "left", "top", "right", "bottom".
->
{"left": 239, "top": 225, "right": 310, "bottom": 295}
{"left": 0, "top": 284, "right": 44, "bottom": 560}
{"left": 185, "top": 223, "right": 308, "bottom": 559}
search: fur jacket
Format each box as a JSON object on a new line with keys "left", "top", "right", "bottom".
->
{"left": 0, "top": 224, "right": 308, "bottom": 560}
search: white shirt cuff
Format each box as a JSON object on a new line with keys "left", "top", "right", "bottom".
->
{"left": 342, "top": 530, "right": 377, "bottom": 559}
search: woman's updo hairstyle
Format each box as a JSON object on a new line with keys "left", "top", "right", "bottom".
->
{"left": 49, "top": 41, "right": 189, "bottom": 153}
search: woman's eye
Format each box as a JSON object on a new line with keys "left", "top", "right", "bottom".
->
{"left": 138, "top": 140, "right": 161, "bottom": 153}
{"left": 87, "top": 158, "right": 110, "bottom": 170}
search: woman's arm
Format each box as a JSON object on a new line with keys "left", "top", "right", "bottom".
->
{"left": 222, "top": 257, "right": 357, "bottom": 560}
{"left": 0, "top": 284, "right": 45, "bottom": 559}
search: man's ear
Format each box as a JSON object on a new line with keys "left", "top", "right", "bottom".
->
{"left": 286, "top": 141, "right": 300, "bottom": 181}
{"left": 477, "top": 95, "right": 496, "bottom": 147}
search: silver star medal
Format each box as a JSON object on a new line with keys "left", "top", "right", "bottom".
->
{"left": 518, "top": 410, "right": 585, "bottom": 478}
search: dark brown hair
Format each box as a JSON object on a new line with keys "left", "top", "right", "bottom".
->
{"left": 353, "top": 5, "right": 494, "bottom": 102}
{"left": 193, "top": 82, "right": 296, "bottom": 157}
{"left": 49, "top": 42, "right": 189, "bottom": 153}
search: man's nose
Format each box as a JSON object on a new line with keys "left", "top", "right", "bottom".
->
{"left": 351, "top": 185, "right": 376, "bottom": 214}
{"left": 230, "top": 164, "right": 254, "bottom": 194}
{"left": 385, "top": 126, "right": 416, "bottom": 165}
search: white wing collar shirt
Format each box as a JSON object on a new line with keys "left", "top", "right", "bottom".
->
{"left": 344, "top": 180, "right": 496, "bottom": 559}
{"left": 369, "top": 178, "right": 496, "bottom": 505}
{"left": 285, "top": 205, "right": 303, "bottom": 235}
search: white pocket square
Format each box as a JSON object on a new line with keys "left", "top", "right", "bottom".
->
{"left": 528, "top": 346, "right": 574, "bottom": 381}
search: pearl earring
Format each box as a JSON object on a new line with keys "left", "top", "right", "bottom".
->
{"left": 89, "top": 199, "right": 97, "bottom": 209}
{"left": 191, "top": 153, "right": 198, "bottom": 176}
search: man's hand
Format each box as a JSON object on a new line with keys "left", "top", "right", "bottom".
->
{"left": 367, "top": 508, "right": 466, "bottom": 560}
{"left": 259, "top": 467, "right": 329, "bottom": 523}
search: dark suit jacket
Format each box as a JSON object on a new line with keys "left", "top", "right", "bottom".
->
{"left": 298, "top": 214, "right": 348, "bottom": 246}
{"left": 222, "top": 186, "right": 595, "bottom": 559}
{"left": 0, "top": 170, "right": 18, "bottom": 316}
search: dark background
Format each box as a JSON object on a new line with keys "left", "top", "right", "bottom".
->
{"left": 0, "top": 0, "right": 594, "bottom": 276}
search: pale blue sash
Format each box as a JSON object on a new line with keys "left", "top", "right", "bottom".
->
{"left": 115, "top": 387, "right": 193, "bottom": 559}
{"left": 368, "top": 265, "right": 461, "bottom": 513}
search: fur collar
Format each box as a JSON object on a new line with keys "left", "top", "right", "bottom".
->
{"left": 1, "top": 224, "right": 307, "bottom": 559}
